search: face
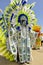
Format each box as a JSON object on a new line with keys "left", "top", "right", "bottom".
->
{"left": 20, "top": 15, "right": 27, "bottom": 26}
{"left": 18, "top": 14, "right": 28, "bottom": 26}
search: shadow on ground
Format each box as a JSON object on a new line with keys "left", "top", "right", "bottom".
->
{"left": 0, "top": 56, "right": 22, "bottom": 65}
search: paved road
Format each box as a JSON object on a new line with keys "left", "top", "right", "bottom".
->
{"left": 0, "top": 47, "right": 43, "bottom": 65}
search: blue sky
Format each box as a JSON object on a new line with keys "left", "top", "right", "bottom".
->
{"left": 0, "top": 0, "right": 43, "bottom": 32}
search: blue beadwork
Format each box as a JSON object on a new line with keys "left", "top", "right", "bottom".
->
{"left": 28, "top": 27, "right": 31, "bottom": 31}
{"left": 16, "top": 26, "right": 21, "bottom": 31}
{"left": 22, "top": 0, "right": 27, "bottom": 5}
{"left": 10, "top": 13, "right": 14, "bottom": 22}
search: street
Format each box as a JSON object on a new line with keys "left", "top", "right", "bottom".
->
{"left": 0, "top": 47, "right": 43, "bottom": 65}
